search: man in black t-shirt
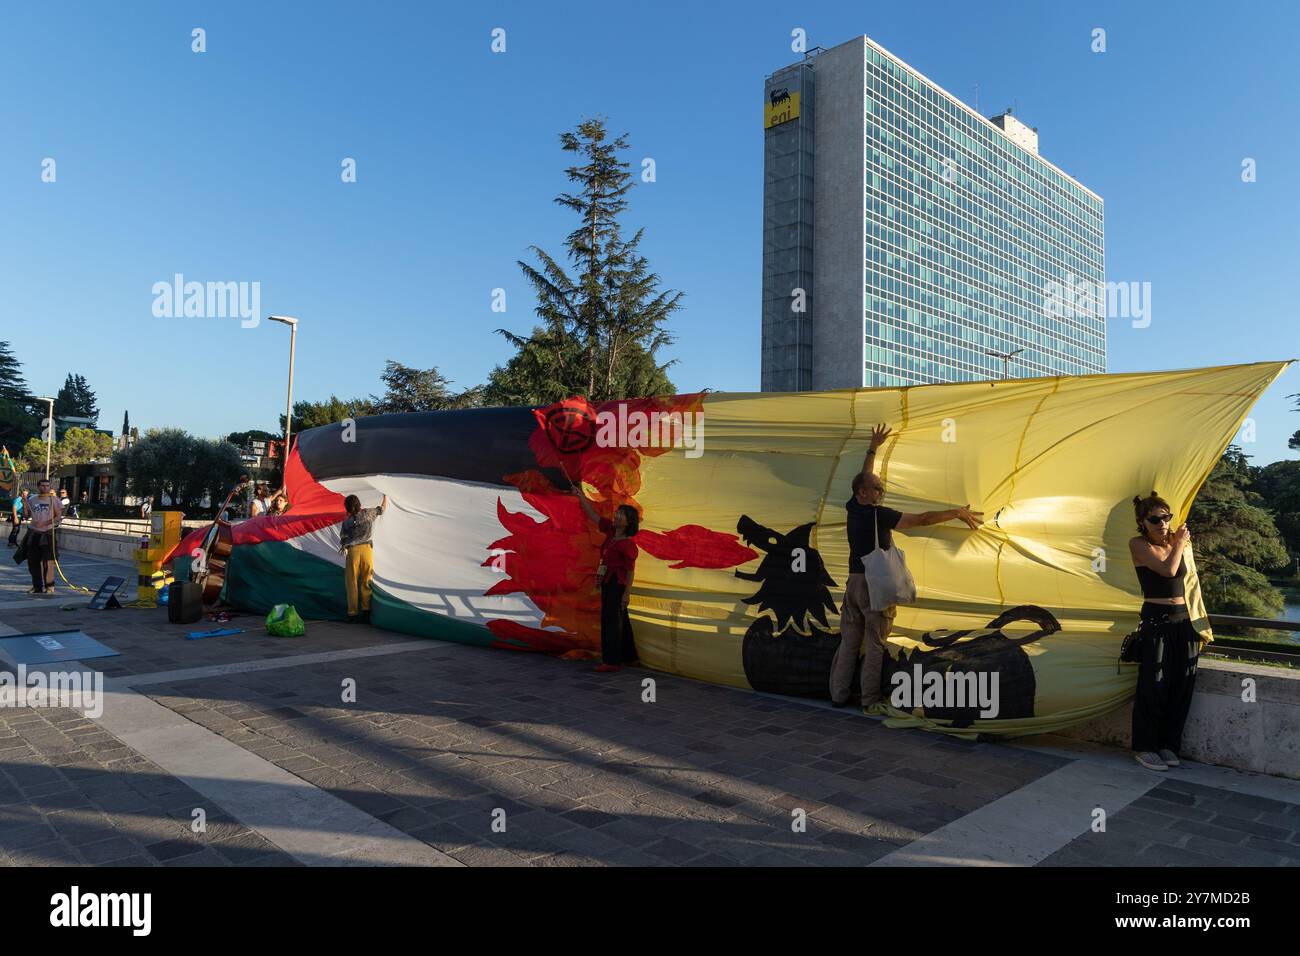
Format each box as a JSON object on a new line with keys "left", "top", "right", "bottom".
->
{"left": 831, "top": 424, "right": 984, "bottom": 712}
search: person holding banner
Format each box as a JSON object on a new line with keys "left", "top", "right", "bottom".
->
{"left": 568, "top": 476, "right": 640, "bottom": 672}
{"left": 832, "top": 424, "right": 984, "bottom": 713}
{"left": 1128, "top": 492, "right": 1201, "bottom": 772}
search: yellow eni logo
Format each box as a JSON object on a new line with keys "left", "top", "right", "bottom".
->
{"left": 764, "top": 87, "right": 800, "bottom": 128}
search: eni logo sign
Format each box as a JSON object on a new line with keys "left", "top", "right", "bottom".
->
{"left": 764, "top": 86, "right": 800, "bottom": 128}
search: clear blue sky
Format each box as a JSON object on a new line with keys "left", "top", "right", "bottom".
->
{"left": 2, "top": 0, "right": 1296, "bottom": 464}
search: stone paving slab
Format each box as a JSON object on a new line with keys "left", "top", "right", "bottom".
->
{"left": 135, "top": 643, "right": 1067, "bottom": 866}
{"left": 1041, "top": 778, "right": 1300, "bottom": 867}
{"left": 4, "top": 553, "right": 1300, "bottom": 867}
{"left": 0, "top": 706, "right": 299, "bottom": 866}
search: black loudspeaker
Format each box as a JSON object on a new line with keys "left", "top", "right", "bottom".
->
{"left": 168, "top": 581, "right": 204, "bottom": 624}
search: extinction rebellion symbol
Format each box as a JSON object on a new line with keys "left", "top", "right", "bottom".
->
{"left": 543, "top": 404, "right": 596, "bottom": 453}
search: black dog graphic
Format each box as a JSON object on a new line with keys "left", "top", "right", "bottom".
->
{"left": 881, "top": 605, "right": 1060, "bottom": 727}
{"left": 734, "top": 515, "right": 839, "bottom": 698}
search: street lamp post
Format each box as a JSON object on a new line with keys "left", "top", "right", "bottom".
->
{"left": 984, "top": 348, "right": 1025, "bottom": 381}
{"left": 267, "top": 316, "right": 299, "bottom": 480}
{"left": 37, "top": 396, "right": 55, "bottom": 478}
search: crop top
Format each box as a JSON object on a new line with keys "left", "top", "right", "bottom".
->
{"left": 1136, "top": 556, "right": 1186, "bottom": 599}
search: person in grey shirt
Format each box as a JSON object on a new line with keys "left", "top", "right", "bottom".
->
{"left": 340, "top": 494, "right": 387, "bottom": 622}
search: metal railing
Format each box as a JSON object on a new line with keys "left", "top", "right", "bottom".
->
{"left": 52, "top": 517, "right": 212, "bottom": 536}
{"left": 1205, "top": 614, "right": 1300, "bottom": 664}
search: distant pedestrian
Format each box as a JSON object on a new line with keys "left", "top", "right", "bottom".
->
{"left": 339, "top": 494, "right": 387, "bottom": 623}
{"left": 7, "top": 490, "right": 23, "bottom": 547}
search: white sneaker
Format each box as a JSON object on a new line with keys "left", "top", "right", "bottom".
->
{"left": 1135, "top": 751, "right": 1168, "bottom": 772}
{"left": 1158, "top": 749, "right": 1181, "bottom": 767}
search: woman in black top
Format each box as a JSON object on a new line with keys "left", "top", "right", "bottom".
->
{"left": 1128, "top": 491, "right": 1200, "bottom": 772}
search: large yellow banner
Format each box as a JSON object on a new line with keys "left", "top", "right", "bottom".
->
{"left": 627, "top": 361, "right": 1290, "bottom": 735}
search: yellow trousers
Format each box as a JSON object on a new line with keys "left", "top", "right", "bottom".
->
{"left": 344, "top": 543, "right": 374, "bottom": 616}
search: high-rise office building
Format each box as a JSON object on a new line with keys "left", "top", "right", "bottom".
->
{"left": 761, "top": 35, "right": 1105, "bottom": 391}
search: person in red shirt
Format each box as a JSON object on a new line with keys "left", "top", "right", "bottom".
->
{"left": 570, "top": 482, "right": 640, "bottom": 672}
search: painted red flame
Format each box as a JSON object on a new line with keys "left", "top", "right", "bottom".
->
{"left": 484, "top": 394, "right": 756, "bottom": 656}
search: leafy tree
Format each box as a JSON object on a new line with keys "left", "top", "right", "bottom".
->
{"left": 19, "top": 428, "right": 114, "bottom": 473}
{"left": 1188, "top": 446, "right": 1290, "bottom": 619}
{"left": 226, "top": 428, "right": 280, "bottom": 448}
{"left": 19, "top": 436, "right": 48, "bottom": 474}
{"left": 370, "top": 361, "right": 482, "bottom": 413}
{"left": 184, "top": 438, "right": 245, "bottom": 512}
{"left": 60, "top": 427, "right": 114, "bottom": 464}
{"left": 485, "top": 118, "right": 678, "bottom": 407}
{"left": 278, "top": 395, "right": 376, "bottom": 435}
{"left": 112, "top": 429, "right": 239, "bottom": 511}
{"left": 54, "top": 373, "right": 99, "bottom": 424}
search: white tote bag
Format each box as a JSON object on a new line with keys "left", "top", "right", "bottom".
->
{"left": 861, "top": 509, "right": 916, "bottom": 611}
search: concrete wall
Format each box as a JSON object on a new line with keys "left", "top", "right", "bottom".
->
{"left": 809, "top": 36, "right": 866, "bottom": 391}
{"left": 1059, "top": 658, "right": 1300, "bottom": 779}
{"left": 52, "top": 528, "right": 141, "bottom": 562}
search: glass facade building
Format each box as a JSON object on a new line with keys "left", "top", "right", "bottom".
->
{"left": 761, "top": 36, "right": 1105, "bottom": 390}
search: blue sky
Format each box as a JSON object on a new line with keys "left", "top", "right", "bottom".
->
{"left": 2, "top": 0, "right": 1297, "bottom": 464}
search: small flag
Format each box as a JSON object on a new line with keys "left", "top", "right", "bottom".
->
{"left": 0, "top": 446, "right": 15, "bottom": 496}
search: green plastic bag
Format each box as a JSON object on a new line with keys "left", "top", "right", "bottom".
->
{"left": 266, "top": 603, "right": 306, "bottom": 638}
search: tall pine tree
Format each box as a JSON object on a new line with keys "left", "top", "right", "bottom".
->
{"left": 55, "top": 373, "right": 99, "bottom": 423}
{"left": 0, "top": 341, "right": 36, "bottom": 453}
{"left": 485, "top": 119, "right": 680, "bottom": 407}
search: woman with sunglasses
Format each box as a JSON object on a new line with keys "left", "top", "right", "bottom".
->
{"left": 1128, "top": 491, "right": 1201, "bottom": 772}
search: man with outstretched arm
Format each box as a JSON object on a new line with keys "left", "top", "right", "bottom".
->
{"left": 831, "top": 424, "right": 984, "bottom": 714}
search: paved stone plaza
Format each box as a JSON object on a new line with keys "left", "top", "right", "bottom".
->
{"left": 1, "top": 551, "right": 1298, "bottom": 867}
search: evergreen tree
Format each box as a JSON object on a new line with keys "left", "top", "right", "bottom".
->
{"left": 54, "top": 373, "right": 99, "bottom": 423}
{"left": 371, "top": 361, "right": 481, "bottom": 413}
{"left": 485, "top": 119, "right": 679, "bottom": 407}
{"left": 122, "top": 410, "right": 130, "bottom": 437}
{"left": 1188, "top": 445, "right": 1290, "bottom": 619}
{"left": 0, "top": 341, "right": 36, "bottom": 452}
{"left": 0, "top": 342, "right": 29, "bottom": 403}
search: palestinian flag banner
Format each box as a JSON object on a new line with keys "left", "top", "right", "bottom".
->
{"left": 188, "top": 361, "right": 1289, "bottom": 737}
{"left": 0, "top": 446, "right": 16, "bottom": 497}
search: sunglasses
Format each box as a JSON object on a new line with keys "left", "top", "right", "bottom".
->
{"left": 1144, "top": 514, "right": 1173, "bottom": 525}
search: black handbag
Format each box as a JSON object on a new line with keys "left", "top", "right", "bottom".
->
{"left": 1117, "top": 620, "right": 1146, "bottom": 672}
{"left": 12, "top": 529, "right": 27, "bottom": 564}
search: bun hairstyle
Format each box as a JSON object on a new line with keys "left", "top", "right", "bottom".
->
{"left": 617, "top": 504, "right": 640, "bottom": 537}
{"left": 1133, "top": 490, "right": 1172, "bottom": 534}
